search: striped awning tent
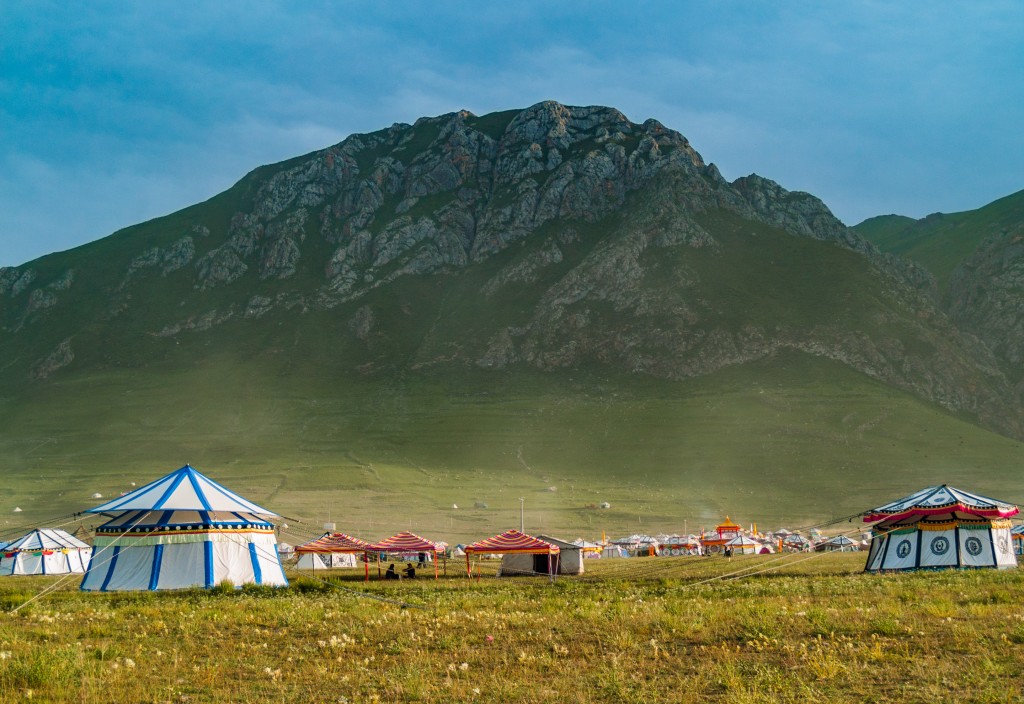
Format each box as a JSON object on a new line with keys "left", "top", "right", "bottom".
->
{"left": 366, "top": 531, "right": 442, "bottom": 579}
{"left": 464, "top": 529, "right": 559, "bottom": 581}
{"left": 295, "top": 532, "right": 370, "bottom": 553}
{"left": 295, "top": 532, "right": 373, "bottom": 580}
{"left": 464, "top": 529, "right": 560, "bottom": 555}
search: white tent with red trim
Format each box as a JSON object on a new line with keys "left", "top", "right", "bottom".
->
{"left": 863, "top": 485, "right": 1018, "bottom": 572}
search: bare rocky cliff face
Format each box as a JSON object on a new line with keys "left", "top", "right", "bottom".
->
{"left": 1, "top": 101, "right": 1020, "bottom": 438}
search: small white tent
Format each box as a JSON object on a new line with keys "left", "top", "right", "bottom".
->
{"left": 0, "top": 529, "right": 91, "bottom": 575}
{"left": 80, "top": 464, "right": 288, "bottom": 591}
{"left": 296, "top": 552, "right": 356, "bottom": 569}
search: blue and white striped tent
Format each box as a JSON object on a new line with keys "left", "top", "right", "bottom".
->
{"left": 0, "top": 529, "right": 91, "bottom": 576}
{"left": 80, "top": 465, "right": 288, "bottom": 591}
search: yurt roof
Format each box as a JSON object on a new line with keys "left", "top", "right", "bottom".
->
{"left": 95, "top": 509, "right": 272, "bottom": 533}
{"left": 295, "top": 532, "right": 370, "bottom": 554}
{"left": 4, "top": 528, "right": 90, "bottom": 552}
{"left": 823, "top": 535, "right": 856, "bottom": 545}
{"left": 725, "top": 535, "right": 759, "bottom": 547}
{"left": 863, "top": 485, "right": 1018, "bottom": 523}
{"left": 85, "top": 465, "right": 278, "bottom": 516}
{"left": 464, "top": 529, "right": 559, "bottom": 555}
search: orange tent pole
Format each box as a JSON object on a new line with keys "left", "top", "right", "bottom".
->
{"left": 434, "top": 550, "right": 439, "bottom": 580}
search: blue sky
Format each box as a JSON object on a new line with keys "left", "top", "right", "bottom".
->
{"left": 2, "top": 1, "right": 1022, "bottom": 266}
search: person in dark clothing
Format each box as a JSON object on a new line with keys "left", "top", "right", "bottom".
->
{"left": 384, "top": 563, "right": 398, "bottom": 580}
{"left": 403, "top": 563, "right": 416, "bottom": 579}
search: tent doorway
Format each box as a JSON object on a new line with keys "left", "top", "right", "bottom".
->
{"left": 533, "top": 554, "right": 559, "bottom": 575}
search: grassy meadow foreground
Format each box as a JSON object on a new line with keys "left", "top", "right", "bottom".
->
{"left": 2, "top": 554, "right": 1024, "bottom": 702}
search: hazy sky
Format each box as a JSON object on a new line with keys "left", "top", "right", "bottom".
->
{"left": 2, "top": 1, "right": 1022, "bottom": 267}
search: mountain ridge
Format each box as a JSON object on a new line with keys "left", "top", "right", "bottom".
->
{"left": 0, "top": 101, "right": 1021, "bottom": 531}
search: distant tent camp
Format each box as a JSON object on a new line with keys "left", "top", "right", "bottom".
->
{"left": 0, "top": 529, "right": 91, "bottom": 576}
{"left": 80, "top": 464, "right": 288, "bottom": 591}
{"left": 863, "top": 485, "right": 1018, "bottom": 572}
{"left": 464, "top": 529, "right": 559, "bottom": 579}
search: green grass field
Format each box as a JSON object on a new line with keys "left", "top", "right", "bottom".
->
{"left": 2, "top": 554, "right": 1024, "bottom": 702}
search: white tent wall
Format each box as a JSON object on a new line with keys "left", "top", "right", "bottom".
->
{"left": 536, "top": 535, "right": 584, "bottom": 575}
{"left": 81, "top": 532, "right": 288, "bottom": 591}
{"left": 157, "top": 543, "right": 207, "bottom": 590}
{"left": 296, "top": 553, "right": 327, "bottom": 570}
{"left": 499, "top": 554, "right": 539, "bottom": 576}
{"left": 866, "top": 522, "right": 1019, "bottom": 571}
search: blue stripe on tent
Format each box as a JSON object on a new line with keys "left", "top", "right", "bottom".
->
{"left": 204, "top": 540, "right": 214, "bottom": 588}
{"left": 248, "top": 542, "right": 263, "bottom": 585}
{"left": 187, "top": 470, "right": 213, "bottom": 511}
{"left": 199, "top": 510, "right": 211, "bottom": 524}
{"left": 153, "top": 468, "right": 190, "bottom": 510}
{"left": 149, "top": 544, "right": 164, "bottom": 590}
{"left": 100, "top": 546, "right": 121, "bottom": 592}
{"left": 159, "top": 510, "right": 175, "bottom": 527}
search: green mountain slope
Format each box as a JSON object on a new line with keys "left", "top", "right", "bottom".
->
{"left": 0, "top": 102, "right": 1021, "bottom": 536}
{"left": 854, "top": 189, "right": 1024, "bottom": 291}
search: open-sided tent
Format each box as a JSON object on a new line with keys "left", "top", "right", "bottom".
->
{"left": 80, "top": 464, "right": 288, "bottom": 591}
{"left": 366, "top": 531, "right": 441, "bottom": 579}
{"left": 0, "top": 529, "right": 91, "bottom": 576}
{"left": 464, "top": 529, "right": 559, "bottom": 580}
{"left": 863, "top": 485, "right": 1018, "bottom": 572}
{"left": 295, "top": 532, "right": 371, "bottom": 579}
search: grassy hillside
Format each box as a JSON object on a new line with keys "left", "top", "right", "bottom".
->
{"left": 1, "top": 349, "right": 1020, "bottom": 544}
{"left": 854, "top": 189, "right": 1024, "bottom": 290}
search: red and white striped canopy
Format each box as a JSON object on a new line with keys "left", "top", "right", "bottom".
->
{"left": 366, "top": 531, "right": 441, "bottom": 554}
{"left": 464, "top": 529, "right": 560, "bottom": 555}
{"left": 294, "top": 532, "right": 370, "bottom": 554}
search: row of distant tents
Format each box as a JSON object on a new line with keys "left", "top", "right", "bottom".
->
{"left": 1, "top": 465, "right": 1021, "bottom": 591}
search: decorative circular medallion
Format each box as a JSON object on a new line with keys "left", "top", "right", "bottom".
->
{"left": 895, "top": 539, "right": 912, "bottom": 558}
{"left": 965, "top": 537, "right": 983, "bottom": 556}
{"left": 930, "top": 536, "right": 949, "bottom": 555}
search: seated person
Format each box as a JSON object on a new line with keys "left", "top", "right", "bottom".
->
{"left": 403, "top": 563, "right": 416, "bottom": 579}
{"left": 384, "top": 563, "right": 398, "bottom": 580}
